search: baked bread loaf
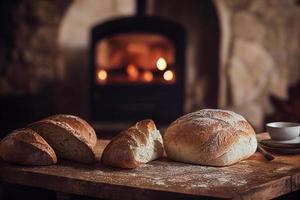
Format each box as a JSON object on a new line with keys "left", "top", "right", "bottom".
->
{"left": 28, "top": 114, "right": 97, "bottom": 163}
{"left": 101, "top": 119, "right": 164, "bottom": 168}
{"left": 163, "top": 109, "right": 257, "bottom": 166}
{"left": 0, "top": 128, "right": 57, "bottom": 165}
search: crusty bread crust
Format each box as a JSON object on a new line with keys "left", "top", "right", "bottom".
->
{"left": 101, "top": 119, "right": 164, "bottom": 169}
{"left": 28, "top": 114, "right": 97, "bottom": 163}
{"left": 163, "top": 109, "right": 257, "bottom": 166}
{"left": 46, "top": 114, "right": 97, "bottom": 149}
{"left": 0, "top": 128, "right": 57, "bottom": 165}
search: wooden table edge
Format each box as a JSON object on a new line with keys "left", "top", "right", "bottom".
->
{"left": 1, "top": 165, "right": 300, "bottom": 200}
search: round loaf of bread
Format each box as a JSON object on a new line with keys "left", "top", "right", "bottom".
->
{"left": 163, "top": 109, "right": 257, "bottom": 166}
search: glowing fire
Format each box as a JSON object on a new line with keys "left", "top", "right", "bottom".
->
{"left": 156, "top": 58, "right": 167, "bottom": 71}
{"left": 163, "top": 70, "right": 174, "bottom": 81}
{"left": 143, "top": 71, "right": 153, "bottom": 82}
{"left": 97, "top": 69, "right": 107, "bottom": 81}
{"left": 126, "top": 64, "right": 139, "bottom": 80}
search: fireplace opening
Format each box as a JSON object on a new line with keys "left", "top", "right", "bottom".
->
{"left": 90, "top": 15, "right": 186, "bottom": 124}
{"left": 95, "top": 33, "right": 176, "bottom": 85}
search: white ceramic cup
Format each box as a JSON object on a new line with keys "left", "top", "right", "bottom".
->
{"left": 266, "top": 122, "right": 300, "bottom": 141}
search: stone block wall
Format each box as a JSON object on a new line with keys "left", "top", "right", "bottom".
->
{"left": 0, "top": 0, "right": 70, "bottom": 95}
{"left": 215, "top": 0, "right": 300, "bottom": 130}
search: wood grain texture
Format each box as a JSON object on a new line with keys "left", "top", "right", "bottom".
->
{"left": 1, "top": 134, "right": 300, "bottom": 199}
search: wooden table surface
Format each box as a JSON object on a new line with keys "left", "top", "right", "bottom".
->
{"left": 1, "top": 133, "right": 300, "bottom": 199}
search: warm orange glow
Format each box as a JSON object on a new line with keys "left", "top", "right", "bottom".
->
{"left": 156, "top": 57, "right": 167, "bottom": 71}
{"left": 126, "top": 64, "right": 139, "bottom": 80}
{"left": 163, "top": 70, "right": 174, "bottom": 81}
{"left": 143, "top": 71, "right": 153, "bottom": 82}
{"left": 97, "top": 69, "right": 107, "bottom": 81}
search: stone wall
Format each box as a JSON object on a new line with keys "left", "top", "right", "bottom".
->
{"left": 215, "top": 0, "right": 300, "bottom": 130}
{"left": 0, "top": 0, "right": 134, "bottom": 117}
{"left": 0, "top": 0, "right": 70, "bottom": 95}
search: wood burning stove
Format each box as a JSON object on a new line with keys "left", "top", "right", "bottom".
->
{"left": 89, "top": 5, "right": 185, "bottom": 124}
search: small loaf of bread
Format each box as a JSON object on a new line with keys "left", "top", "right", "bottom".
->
{"left": 0, "top": 128, "right": 57, "bottom": 165}
{"left": 28, "top": 114, "right": 97, "bottom": 163}
{"left": 101, "top": 119, "right": 164, "bottom": 169}
{"left": 164, "top": 109, "right": 257, "bottom": 166}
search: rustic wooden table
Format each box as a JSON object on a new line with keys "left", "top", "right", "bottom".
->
{"left": 1, "top": 133, "right": 300, "bottom": 200}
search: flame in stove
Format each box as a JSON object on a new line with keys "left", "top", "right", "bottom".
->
{"left": 163, "top": 70, "right": 174, "bottom": 81}
{"left": 97, "top": 69, "right": 107, "bottom": 81}
{"left": 156, "top": 58, "right": 167, "bottom": 71}
{"left": 143, "top": 71, "right": 153, "bottom": 82}
{"left": 127, "top": 64, "right": 139, "bottom": 80}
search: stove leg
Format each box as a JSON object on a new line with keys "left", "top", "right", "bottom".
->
{"left": 56, "top": 192, "right": 71, "bottom": 200}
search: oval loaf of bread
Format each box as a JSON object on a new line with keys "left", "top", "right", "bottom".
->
{"left": 0, "top": 128, "right": 57, "bottom": 165}
{"left": 101, "top": 119, "right": 164, "bottom": 168}
{"left": 164, "top": 109, "right": 257, "bottom": 166}
{"left": 28, "top": 114, "right": 97, "bottom": 163}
